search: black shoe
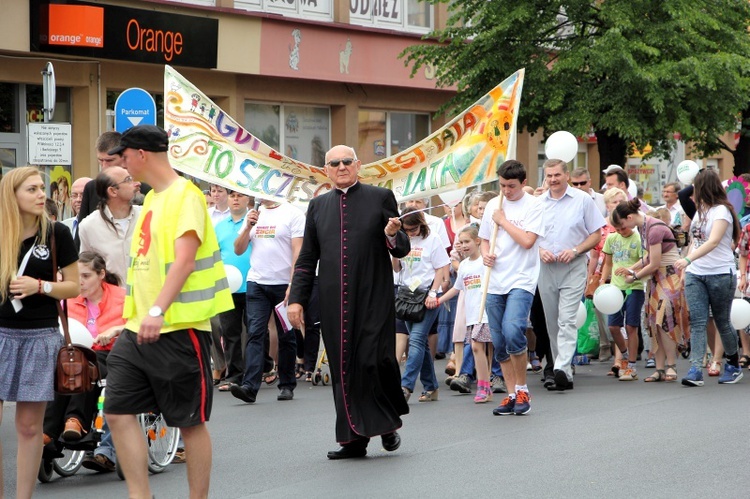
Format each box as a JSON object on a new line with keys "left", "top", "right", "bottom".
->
{"left": 435, "top": 352, "right": 446, "bottom": 360}
{"left": 229, "top": 384, "right": 256, "bottom": 404}
{"left": 327, "top": 443, "right": 368, "bottom": 460}
{"left": 551, "top": 369, "right": 573, "bottom": 391}
{"left": 381, "top": 431, "right": 401, "bottom": 452}
{"left": 277, "top": 387, "right": 294, "bottom": 401}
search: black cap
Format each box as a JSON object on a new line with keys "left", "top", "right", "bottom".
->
{"left": 107, "top": 125, "right": 169, "bottom": 155}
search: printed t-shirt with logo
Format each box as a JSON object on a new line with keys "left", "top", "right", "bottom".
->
{"left": 478, "top": 192, "right": 545, "bottom": 295}
{"left": 245, "top": 203, "right": 306, "bottom": 285}
{"left": 126, "top": 178, "right": 209, "bottom": 334}
{"left": 0, "top": 223, "right": 78, "bottom": 328}
{"left": 398, "top": 233, "right": 450, "bottom": 291}
{"left": 687, "top": 204, "right": 735, "bottom": 276}
{"left": 602, "top": 231, "right": 644, "bottom": 291}
{"left": 453, "top": 256, "right": 488, "bottom": 326}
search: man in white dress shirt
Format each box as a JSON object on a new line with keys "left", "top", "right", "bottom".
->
{"left": 658, "top": 182, "right": 685, "bottom": 227}
{"left": 538, "top": 159, "right": 606, "bottom": 391}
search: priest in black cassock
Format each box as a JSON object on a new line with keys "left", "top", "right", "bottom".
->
{"left": 288, "top": 145, "right": 410, "bottom": 460}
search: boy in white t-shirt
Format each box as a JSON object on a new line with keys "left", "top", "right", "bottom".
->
{"left": 231, "top": 200, "right": 305, "bottom": 403}
{"left": 479, "top": 160, "right": 545, "bottom": 416}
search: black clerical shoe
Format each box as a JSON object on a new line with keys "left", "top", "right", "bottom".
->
{"left": 547, "top": 370, "right": 574, "bottom": 391}
{"left": 229, "top": 384, "right": 256, "bottom": 404}
{"left": 327, "top": 443, "right": 368, "bottom": 460}
{"left": 381, "top": 432, "right": 401, "bottom": 452}
{"left": 277, "top": 388, "right": 294, "bottom": 401}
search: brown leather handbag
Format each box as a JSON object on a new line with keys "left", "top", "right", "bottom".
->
{"left": 50, "top": 224, "right": 100, "bottom": 395}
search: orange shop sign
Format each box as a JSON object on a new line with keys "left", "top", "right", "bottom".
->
{"left": 48, "top": 4, "right": 103, "bottom": 48}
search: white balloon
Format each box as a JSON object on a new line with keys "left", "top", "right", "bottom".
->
{"left": 59, "top": 317, "right": 94, "bottom": 348}
{"left": 627, "top": 179, "right": 638, "bottom": 199}
{"left": 544, "top": 131, "right": 578, "bottom": 163}
{"left": 593, "top": 284, "right": 624, "bottom": 315}
{"left": 730, "top": 298, "right": 750, "bottom": 330}
{"left": 676, "top": 160, "right": 700, "bottom": 185}
{"left": 439, "top": 188, "right": 467, "bottom": 208}
{"left": 575, "top": 301, "right": 587, "bottom": 329}
{"left": 224, "top": 265, "right": 243, "bottom": 293}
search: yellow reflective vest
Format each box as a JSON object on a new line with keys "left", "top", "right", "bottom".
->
{"left": 124, "top": 177, "right": 233, "bottom": 326}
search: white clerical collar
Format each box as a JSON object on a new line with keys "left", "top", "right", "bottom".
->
{"left": 337, "top": 181, "right": 359, "bottom": 194}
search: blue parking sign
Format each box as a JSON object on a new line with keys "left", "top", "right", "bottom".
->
{"left": 114, "top": 88, "right": 156, "bottom": 132}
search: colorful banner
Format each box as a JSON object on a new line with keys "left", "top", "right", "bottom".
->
{"left": 164, "top": 65, "right": 524, "bottom": 205}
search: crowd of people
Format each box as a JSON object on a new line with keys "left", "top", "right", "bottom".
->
{"left": 1, "top": 123, "right": 749, "bottom": 496}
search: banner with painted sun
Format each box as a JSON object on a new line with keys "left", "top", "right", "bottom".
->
{"left": 164, "top": 65, "right": 524, "bottom": 206}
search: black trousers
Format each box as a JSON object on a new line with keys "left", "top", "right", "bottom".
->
{"left": 294, "top": 277, "right": 321, "bottom": 372}
{"left": 218, "top": 292, "right": 247, "bottom": 384}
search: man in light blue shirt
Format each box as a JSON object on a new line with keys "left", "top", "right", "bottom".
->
{"left": 538, "top": 159, "right": 606, "bottom": 391}
{"left": 215, "top": 190, "right": 252, "bottom": 388}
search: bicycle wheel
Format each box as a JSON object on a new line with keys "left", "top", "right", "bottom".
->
{"left": 138, "top": 413, "right": 180, "bottom": 473}
{"left": 53, "top": 448, "right": 85, "bottom": 477}
{"left": 38, "top": 459, "right": 54, "bottom": 483}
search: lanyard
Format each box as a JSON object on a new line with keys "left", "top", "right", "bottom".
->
{"left": 11, "top": 237, "right": 38, "bottom": 312}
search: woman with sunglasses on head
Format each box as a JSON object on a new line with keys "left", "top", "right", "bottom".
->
{"left": 393, "top": 207, "right": 450, "bottom": 402}
{"left": 0, "top": 167, "right": 79, "bottom": 498}
{"left": 674, "top": 169, "right": 742, "bottom": 386}
{"left": 613, "top": 198, "right": 688, "bottom": 383}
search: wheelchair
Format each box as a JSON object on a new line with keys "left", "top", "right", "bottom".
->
{"left": 38, "top": 380, "right": 181, "bottom": 483}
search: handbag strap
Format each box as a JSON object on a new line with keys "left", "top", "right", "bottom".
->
{"left": 50, "top": 223, "right": 72, "bottom": 347}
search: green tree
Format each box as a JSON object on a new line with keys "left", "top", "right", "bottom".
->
{"left": 403, "top": 0, "right": 750, "bottom": 180}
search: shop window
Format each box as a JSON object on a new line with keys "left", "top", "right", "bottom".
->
{"left": 26, "top": 85, "right": 71, "bottom": 124}
{"left": 245, "top": 102, "right": 330, "bottom": 167}
{"left": 350, "top": 0, "right": 433, "bottom": 33}
{"left": 234, "top": 0, "right": 333, "bottom": 22}
{"left": 0, "top": 83, "right": 19, "bottom": 133}
{"left": 357, "top": 110, "right": 430, "bottom": 164}
{"left": 159, "top": 0, "right": 216, "bottom": 5}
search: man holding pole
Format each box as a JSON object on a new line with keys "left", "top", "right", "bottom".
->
{"left": 479, "top": 160, "right": 545, "bottom": 415}
{"left": 538, "top": 159, "right": 605, "bottom": 391}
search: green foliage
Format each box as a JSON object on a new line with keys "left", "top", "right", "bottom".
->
{"left": 402, "top": 0, "right": 750, "bottom": 161}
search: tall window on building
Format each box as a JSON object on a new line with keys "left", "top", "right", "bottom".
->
{"left": 350, "top": 0, "right": 433, "bottom": 33}
{"left": 235, "top": 0, "right": 333, "bottom": 22}
{"left": 245, "top": 102, "right": 331, "bottom": 167}
{"left": 357, "top": 110, "right": 430, "bottom": 164}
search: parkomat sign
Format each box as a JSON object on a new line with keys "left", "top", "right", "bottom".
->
{"left": 30, "top": 0, "right": 218, "bottom": 69}
{"left": 48, "top": 4, "right": 103, "bottom": 48}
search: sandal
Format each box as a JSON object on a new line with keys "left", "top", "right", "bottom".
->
{"left": 707, "top": 361, "right": 721, "bottom": 377}
{"left": 295, "top": 363, "right": 305, "bottom": 380}
{"left": 644, "top": 370, "right": 666, "bottom": 382}
{"left": 740, "top": 355, "right": 750, "bottom": 369}
{"left": 305, "top": 371, "right": 313, "bottom": 382}
{"left": 218, "top": 382, "right": 232, "bottom": 392}
{"left": 665, "top": 364, "right": 677, "bottom": 382}
{"left": 608, "top": 364, "right": 620, "bottom": 377}
{"left": 263, "top": 370, "right": 278, "bottom": 385}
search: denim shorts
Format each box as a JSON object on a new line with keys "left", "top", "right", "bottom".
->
{"left": 608, "top": 289, "right": 645, "bottom": 328}
{"left": 486, "top": 289, "right": 534, "bottom": 363}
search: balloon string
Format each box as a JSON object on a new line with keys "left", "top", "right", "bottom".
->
{"left": 398, "top": 203, "right": 449, "bottom": 219}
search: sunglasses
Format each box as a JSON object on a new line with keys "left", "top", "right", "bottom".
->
{"left": 570, "top": 181, "right": 588, "bottom": 187}
{"left": 326, "top": 158, "right": 355, "bottom": 167}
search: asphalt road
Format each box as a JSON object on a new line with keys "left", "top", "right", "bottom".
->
{"left": 3, "top": 357, "right": 749, "bottom": 498}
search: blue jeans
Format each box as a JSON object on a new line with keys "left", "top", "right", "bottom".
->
{"left": 486, "top": 289, "right": 534, "bottom": 363}
{"left": 401, "top": 306, "right": 440, "bottom": 392}
{"left": 684, "top": 272, "right": 738, "bottom": 369}
{"left": 243, "top": 282, "right": 297, "bottom": 394}
{"left": 460, "top": 338, "right": 503, "bottom": 378}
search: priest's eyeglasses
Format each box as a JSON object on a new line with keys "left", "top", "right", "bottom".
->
{"left": 326, "top": 158, "right": 355, "bottom": 167}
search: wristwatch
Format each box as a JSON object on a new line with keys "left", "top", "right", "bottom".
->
{"left": 42, "top": 281, "right": 53, "bottom": 294}
{"left": 628, "top": 269, "right": 638, "bottom": 279}
{"left": 428, "top": 290, "right": 437, "bottom": 298}
{"left": 148, "top": 306, "right": 164, "bottom": 318}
